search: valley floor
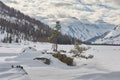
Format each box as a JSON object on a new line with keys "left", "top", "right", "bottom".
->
{"left": 0, "top": 43, "right": 120, "bottom": 80}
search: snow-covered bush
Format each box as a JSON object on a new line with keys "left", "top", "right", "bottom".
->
{"left": 33, "top": 57, "right": 51, "bottom": 65}
{"left": 70, "top": 41, "right": 90, "bottom": 58}
{"left": 53, "top": 53, "right": 74, "bottom": 66}
{"left": 21, "top": 47, "right": 37, "bottom": 53}
{"left": 59, "top": 50, "right": 66, "bottom": 53}
{"left": 87, "top": 55, "right": 94, "bottom": 59}
{"left": 80, "top": 54, "right": 94, "bottom": 59}
{"left": 70, "top": 46, "right": 89, "bottom": 57}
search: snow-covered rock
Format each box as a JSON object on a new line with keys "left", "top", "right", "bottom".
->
{"left": 0, "top": 67, "right": 30, "bottom": 80}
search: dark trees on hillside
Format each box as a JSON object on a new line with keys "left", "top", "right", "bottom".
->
{"left": 0, "top": 17, "right": 51, "bottom": 43}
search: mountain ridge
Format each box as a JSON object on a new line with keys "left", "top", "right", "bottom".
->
{"left": 94, "top": 25, "right": 120, "bottom": 44}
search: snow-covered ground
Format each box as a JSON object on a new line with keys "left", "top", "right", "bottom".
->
{"left": 0, "top": 42, "right": 120, "bottom": 80}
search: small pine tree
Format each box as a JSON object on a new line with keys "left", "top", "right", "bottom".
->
{"left": 15, "top": 38, "right": 19, "bottom": 43}
{"left": 74, "top": 40, "right": 85, "bottom": 54}
{"left": 9, "top": 36, "right": 12, "bottom": 43}
{"left": 74, "top": 40, "right": 79, "bottom": 50}
{"left": 49, "top": 21, "right": 61, "bottom": 51}
{"left": 70, "top": 40, "right": 89, "bottom": 57}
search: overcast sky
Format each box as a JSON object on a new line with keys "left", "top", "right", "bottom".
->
{"left": 111, "top": 0, "right": 120, "bottom": 6}
{"left": 1, "top": 0, "right": 120, "bottom": 25}
{"left": 83, "top": 0, "right": 120, "bottom": 7}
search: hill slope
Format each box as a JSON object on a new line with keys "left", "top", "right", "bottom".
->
{"left": 0, "top": 1, "right": 51, "bottom": 43}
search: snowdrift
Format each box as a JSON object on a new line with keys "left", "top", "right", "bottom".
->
{"left": 11, "top": 47, "right": 68, "bottom": 67}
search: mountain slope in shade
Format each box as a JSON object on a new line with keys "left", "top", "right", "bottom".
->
{"left": 94, "top": 25, "right": 120, "bottom": 44}
{"left": 0, "top": 1, "right": 51, "bottom": 43}
{"left": 1, "top": 0, "right": 117, "bottom": 41}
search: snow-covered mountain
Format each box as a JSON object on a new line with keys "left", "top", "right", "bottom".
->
{"left": 61, "top": 20, "right": 115, "bottom": 41}
{"left": 1, "top": 0, "right": 119, "bottom": 41}
{"left": 0, "top": 1, "right": 77, "bottom": 44}
{"left": 94, "top": 25, "right": 120, "bottom": 44}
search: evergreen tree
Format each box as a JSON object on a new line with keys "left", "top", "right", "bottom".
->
{"left": 49, "top": 21, "right": 61, "bottom": 51}
{"left": 15, "top": 38, "right": 19, "bottom": 43}
{"left": 74, "top": 40, "right": 79, "bottom": 50}
{"left": 9, "top": 35, "right": 12, "bottom": 43}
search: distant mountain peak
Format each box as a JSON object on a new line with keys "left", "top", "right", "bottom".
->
{"left": 94, "top": 25, "right": 120, "bottom": 44}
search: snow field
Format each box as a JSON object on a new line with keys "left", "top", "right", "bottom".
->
{"left": 0, "top": 43, "right": 120, "bottom": 80}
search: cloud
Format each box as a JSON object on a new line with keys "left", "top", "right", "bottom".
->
{"left": 102, "top": 0, "right": 120, "bottom": 7}
{"left": 109, "top": 0, "right": 120, "bottom": 5}
{"left": 82, "top": 0, "right": 120, "bottom": 25}
{"left": 83, "top": 0, "right": 120, "bottom": 8}
{"left": 1, "top": 0, "right": 120, "bottom": 25}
